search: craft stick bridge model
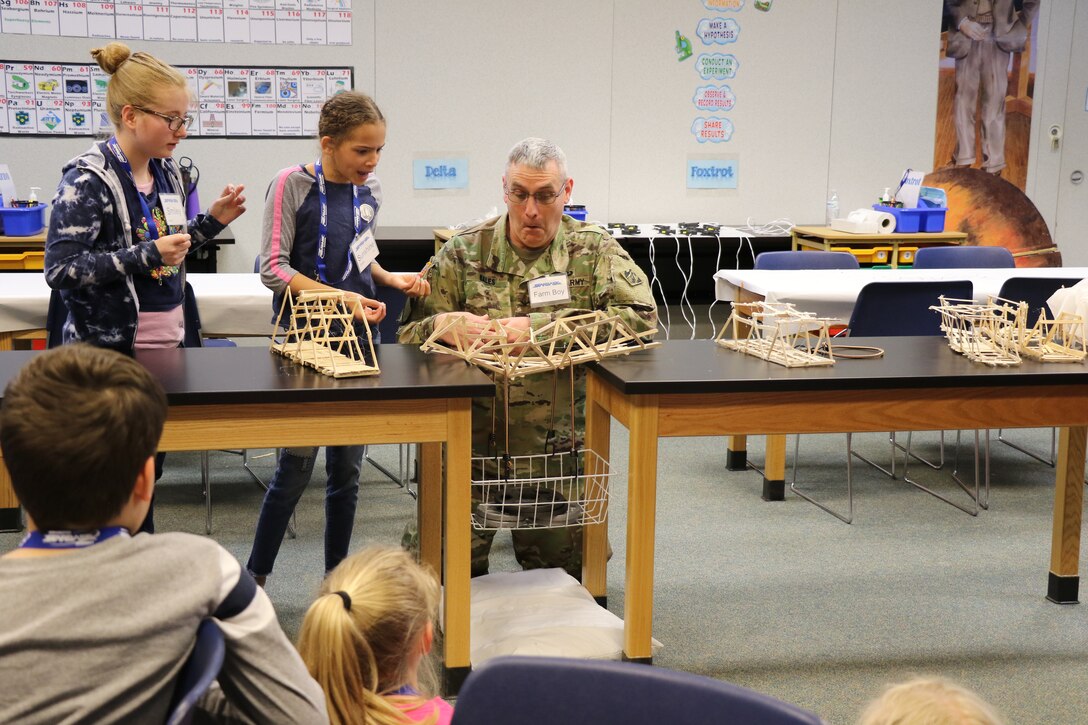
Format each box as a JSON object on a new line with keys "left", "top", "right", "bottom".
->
{"left": 271, "top": 289, "right": 380, "bottom": 378}
{"left": 932, "top": 296, "right": 1086, "bottom": 368}
{"left": 419, "top": 311, "right": 660, "bottom": 380}
{"left": 716, "top": 301, "right": 838, "bottom": 368}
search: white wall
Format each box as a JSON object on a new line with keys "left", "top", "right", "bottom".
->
{"left": 2, "top": 1, "right": 953, "bottom": 272}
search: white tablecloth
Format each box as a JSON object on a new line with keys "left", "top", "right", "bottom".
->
{"left": 0, "top": 273, "right": 273, "bottom": 336}
{"left": 713, "top": 268, "right": 1088, "bottom": 323}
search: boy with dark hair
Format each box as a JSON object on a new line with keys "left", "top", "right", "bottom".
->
{"left": 0, "top": 344, "right": 328, "bottom": 724}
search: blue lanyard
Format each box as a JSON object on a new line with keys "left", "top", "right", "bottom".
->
{"left": 19, "top": 526, "right": 130, "bottom": 550}
{"left": 389, "top": 685, "right": 418, "bottom": 697}
{"left": 107, "top": 137, "right": 161, "bottom": 242}
{"left": 313, "top": 159, "right": 364, "bottom": 284}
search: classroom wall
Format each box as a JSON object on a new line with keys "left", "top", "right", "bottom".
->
{"left": 3, "top": 1, "right": 944, "bottom": 273}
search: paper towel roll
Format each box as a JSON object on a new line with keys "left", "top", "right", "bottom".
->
{"left": 846, "top": 208, "right": 896, "bottom": 234}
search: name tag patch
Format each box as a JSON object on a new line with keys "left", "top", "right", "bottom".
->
{"left": 528, "top": 273, "right": 571, "bottom": 308}
{"left": 350, "top": 227, "right": 379, "bottom": 272}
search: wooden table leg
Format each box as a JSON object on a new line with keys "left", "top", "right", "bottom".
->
{"left": 584, "top": 387, "right": 611, "bottom": 604}
{"left": 726, "top": 435, "right": 748, "bottom": 471}
{"left": 623, "top": 394, "right": 659, "bottom": 664}
{"left": 419, "top": 442, "right": 442, "bottom": 577}
{"left": 442, "top": 399, "right": 473, "bottom": 694}
{"left": 763, "top": 434, "right": 787, "bottom": 501}
{"left": 0, "top": 448, "right": 21, "bottom": 532}
{"left": 1048, "top": 425, "right": 1086, "bottom": 604}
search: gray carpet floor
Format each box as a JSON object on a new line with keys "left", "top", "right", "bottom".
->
{"left": 4, "top": 428, "right": 1087, "bottom": 724}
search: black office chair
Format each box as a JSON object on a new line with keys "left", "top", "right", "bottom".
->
{"left": 450, "top": 656, "right": 823, "bottom": 725}
{"left": 754, "top": 250, "right": 860, "bottom": 270}
{"left": 994, "top": 276, "right": 1085, "bottom": 466}
{"left": 791, "top": 280, "right": 976, "bottom": 523}
{"left": 165, "top": 619, "right": 225, "bottom": 725}
{"left": 913, "top": 245, "right": 1015, "bottom": 269}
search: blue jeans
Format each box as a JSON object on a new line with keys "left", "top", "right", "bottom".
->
{"left": 246, "top": 445, "right": 364, "bottom": 576}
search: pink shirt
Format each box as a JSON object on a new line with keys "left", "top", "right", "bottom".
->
{"left": 401, "top": 696, "right": 454, "bottom": 725}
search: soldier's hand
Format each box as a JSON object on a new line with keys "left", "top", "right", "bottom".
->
{"left": 155, "top": 233, "right": 191, "bottom": 266}
{"left": 435, "top": 312, "right": 492, "bottom": 344}
{"left": 959, "top": 18, "right": 988, "bottom": 40}
{"left": 496, "top": 316, "right": 531, "bottom": 345}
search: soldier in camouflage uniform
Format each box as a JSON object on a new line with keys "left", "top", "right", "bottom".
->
{"left": 398, "top": 137, "right": 657, "bottom": 578}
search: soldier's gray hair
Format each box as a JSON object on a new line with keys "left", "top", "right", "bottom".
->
{"left": 507, "top": 138, "right": 568, "bottom": 179}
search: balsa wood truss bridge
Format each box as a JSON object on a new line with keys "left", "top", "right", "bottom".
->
{"left": 270, "top": 289, "right": 380, "bottom": 378}
{"left": 715, "top": 301, "right": 837, "bottom": 367}
{"left": 931, "top": 296, "right": 1086, "bottom": 367}
{"left": 419, "top": 311, "right": 659, "bottom": 379}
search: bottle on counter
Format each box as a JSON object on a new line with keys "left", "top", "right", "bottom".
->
{"left": 825, "top": 189, "right": 839, "bottom": 226}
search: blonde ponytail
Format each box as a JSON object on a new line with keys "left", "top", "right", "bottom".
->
{"left": 298, "top": 547, "right": 441, "bottom": 725}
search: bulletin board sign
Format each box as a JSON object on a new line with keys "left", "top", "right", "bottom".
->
{"left": 0, "top": 1, "right": 352, "bottom": 46}
{"left": 0, "top": 60, "right": 353, "bottom": 138}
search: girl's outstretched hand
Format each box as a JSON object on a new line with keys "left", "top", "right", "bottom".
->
{"left": 209, "top": 184, "right": 246, "bottom": 225}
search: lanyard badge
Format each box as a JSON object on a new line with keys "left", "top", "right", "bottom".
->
{"left": 20, "top": 526, "right": 131, "bottom": 550}
{"left": 107, "top": 137, "right": 162, "bottom": 242}
{"left": 314, "top": 160, "right": 370, "bottom": 284}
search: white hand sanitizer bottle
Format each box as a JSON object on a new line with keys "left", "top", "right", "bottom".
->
{"left": 825, "top": 189, "right": 839, "bottom": 226}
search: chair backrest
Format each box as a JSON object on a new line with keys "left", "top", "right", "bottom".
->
{"left": 449, "top": 656, "right": 823, "bottom": 725}
{"left": 913, "top": 246, "right": 1015, "bottom": 269}
{"left": 996, "top": 276, "right": 1084, "bottom": 327}
{"left": 754, "top": 250, "right": 860, "bottom": 270}
{"left": 165, "top": 619, "right": 226, "bottom": 725}
{"left": 848, "top": 280, "right": 973, "bottom": 337}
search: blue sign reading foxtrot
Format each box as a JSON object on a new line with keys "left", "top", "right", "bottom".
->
{"left": 413, "top": 158, "right": 469, "bottom": 189}
{"left": 687, "top": 158, "right": 738, "bottom": 189}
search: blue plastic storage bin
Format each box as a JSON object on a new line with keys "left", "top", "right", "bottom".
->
{"left": 873, "top": 204, "right": 946, "bottom": 234}
{"left": 564, "top": 204, "right": 587, "bottom": 221}
{"left": 0, "top": 205, "right": 47, "bottom": 236}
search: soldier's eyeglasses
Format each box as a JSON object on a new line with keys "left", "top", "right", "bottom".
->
{"left": 133, "top": 106, "right": 194, "bottom": 132}
{"left": 505, "top": 185, "right": 566, "bottom": 206}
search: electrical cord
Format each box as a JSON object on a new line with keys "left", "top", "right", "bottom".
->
{"left": 673, "top": 236, "right": 697, "bottom": 339}
{"left": 647, "top": 236, "right": 671, "bottom": 340}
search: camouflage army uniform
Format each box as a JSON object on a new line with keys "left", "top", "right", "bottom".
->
{"left": 399, "top": 213, "right": 657, "bottom": 577}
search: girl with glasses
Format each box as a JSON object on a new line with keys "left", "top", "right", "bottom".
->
{"left": 44, "top": 42, "right": 245, "bottom": 533}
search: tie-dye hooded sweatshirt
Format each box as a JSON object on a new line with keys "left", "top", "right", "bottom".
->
{"left": 44, "top": 142, "right": 225, "bottom": 350}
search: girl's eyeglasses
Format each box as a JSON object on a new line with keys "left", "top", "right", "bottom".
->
{"left": 133, "top": 106, "right": 194, "bottom": 132}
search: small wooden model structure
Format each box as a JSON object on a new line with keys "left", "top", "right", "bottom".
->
{"left": 931, "top": 295, "right": 1086, "bottom": 367}
{"left": 931, "top": 296, "right": 1022, "bottom": 367}
{"left": 270, "top": 289, "right": 380, "bottom": 378}
{"left": 419, "top": 311, "right": 659, "bottom": 380}
{"left": 715, "top": 301, "right": 837, "bottom": 367}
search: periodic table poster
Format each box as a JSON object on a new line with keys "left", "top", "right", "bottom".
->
{"left": 0, "top": 1, "right": 352, "bottom": 46}
{"left": 0, "top": 60, "right": 353, "bottom": 138}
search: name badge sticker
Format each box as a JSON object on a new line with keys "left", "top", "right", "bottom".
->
{"left": 160, "top": 193, "right": 188, "bottom": 229}
{"left": 351, "top": 227, "right": 379, "bottom": 273}
{"left": 528, "top": 273, "right": 571, "bottom": 308}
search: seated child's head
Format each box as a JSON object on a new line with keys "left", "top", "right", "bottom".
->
{"left": 0, "top": 344, "right": 167, "bottom": 531}
{"left": 298, "top": 546, "right": 440, "bottom": 724}
{"left": 858, "top": 676, "right": 1004, "bottom": 725}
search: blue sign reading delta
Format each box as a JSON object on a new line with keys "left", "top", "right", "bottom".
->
{"left": 413, "top": 158, "right": 469, "bottom": 189}
{"left": 686, "top": 158, "right": 738, "bottom": 189}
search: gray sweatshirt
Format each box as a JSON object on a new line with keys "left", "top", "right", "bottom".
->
{"left": 0, "top": 532, "right": 328, "bottom": 724}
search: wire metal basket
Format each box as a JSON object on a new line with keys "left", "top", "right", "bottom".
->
{"left": 470, "top": 448, "right": 611, "bottom": 531}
